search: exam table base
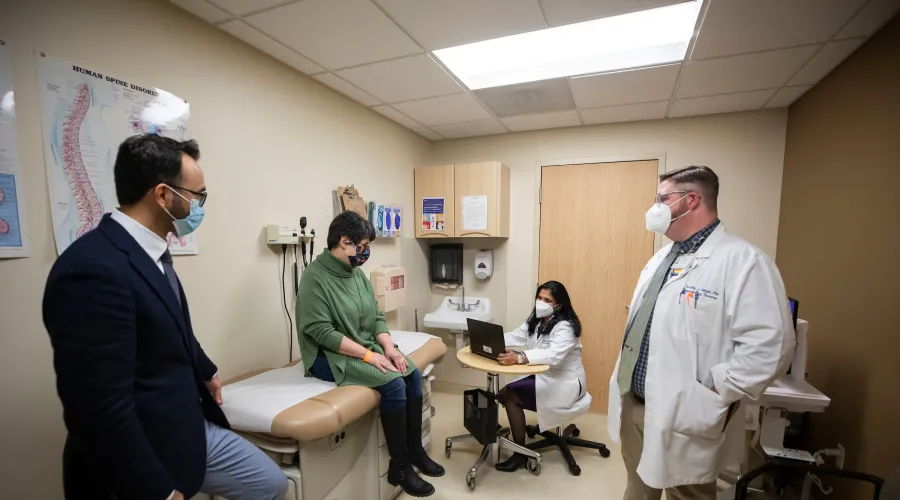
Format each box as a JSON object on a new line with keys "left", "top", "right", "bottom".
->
{"left": 444, "top": 373, "right": 543, "bottom": 491}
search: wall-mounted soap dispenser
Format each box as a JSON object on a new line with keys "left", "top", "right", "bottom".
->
{"left": 430, "top": 244, "right": 463, "bottom": 284}
{"left": 474, "top": 250, "right": 493, "bottom": 280}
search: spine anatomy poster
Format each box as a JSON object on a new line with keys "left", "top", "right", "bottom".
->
{"left": 0, "top": 40, "right": 30, "bottom": 259}
{"left": 36, "top": 52, "right": 198, "bottom": 255}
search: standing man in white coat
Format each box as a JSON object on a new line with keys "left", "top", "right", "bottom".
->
{"left": 609, "top": 165, "right": 795, "bottom": 500}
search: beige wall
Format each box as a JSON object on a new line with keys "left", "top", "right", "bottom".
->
{"left": 428, "top": 110, "right": 789, "bottom": 333}
{"left": 0, "top": 1, "right": 428, "bottom": 497}
{"left": 777, "top": 14, "right": 900, "bottom": 496}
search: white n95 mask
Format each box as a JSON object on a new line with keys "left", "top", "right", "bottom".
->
{"left": 645, "top": 194, "right": 691, "bottom": 234}
{"left": 535, "top": 301, "right": 554, "bottom": 319}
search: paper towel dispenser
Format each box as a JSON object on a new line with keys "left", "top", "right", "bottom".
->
{"left": 430, "top": 244, "right": 463, "bottom": 284}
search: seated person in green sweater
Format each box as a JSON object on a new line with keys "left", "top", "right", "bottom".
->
{"left": 297, "top": 211, "right": 443, "bottom": 498}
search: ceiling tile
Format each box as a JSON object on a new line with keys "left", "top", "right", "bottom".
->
{"left": 245, "top": 0, "right": 422, "bottom": 70}
{"left": 208, "top": 0, "right": 286, "bottom": 16}
{"left": 219, "top": 20, "right": 325, "bottom": 74}
{"left": 788, "top": 39, "right": 867, "bottom": 86}
{"left": 335, "top": 55, "right": 462, "bottom": 104}
{"left": 373, "top": 0, "right": 547, "bottom": 50}
{"left": 691, "top": 0, "right": 867, "bottom": 60}
{"left": 412, "top": 127, "right": 444, "bottom": 141}
{"left": 765, "top": 86, "right": 812, "bottom": 108}
{"left": 170, "top": 0, "right": 231, "bottom": 23}
{"left": 837, "top": 0, "right": 900, "bottom": 38}
{"left": 371, "top": 105, "right": 423, "bottom": 129}
{"left": 581, "top": 101, "right": 669, "bottom": 125}
{"left": 313, "top": 74, "right": 382, "bottom": 106}
{"left": 500, "top": 110, "right": 581, "bottom": 132}
{"left": 538, "top": 0, "right": 688, "bottom": 27}
{"left": 431, "top": 119, "right": 507, "bottom": 139}
{"left": 569, "top": 64, "right": 680, "bottom": 109}
{"left": 669, "top": 90, "right": 776, "bottom": 118}
{"left": 474, "top": 79, "right": 575, "bottom": 117}
{"left": 677, "top": 46, "right": 818, "bottom": 98}
{"left": 392, "top": 93, "right": 493, "bottom": 126}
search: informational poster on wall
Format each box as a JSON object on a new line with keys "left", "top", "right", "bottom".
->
{"left": 36, "top": 51, "right": 198, "bottom": 256}
{"left": 421, "top": 197, "right": 445, "bottom": 231}
{"left": 461, "top": 195, "right": 488, "bottom": 231}
{"left": 0, "top": 40, "right": 30, "bottom": 259}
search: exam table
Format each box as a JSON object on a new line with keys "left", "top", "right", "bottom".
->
{"left": 197, "top": 331, "right": 447, "bottom": 500}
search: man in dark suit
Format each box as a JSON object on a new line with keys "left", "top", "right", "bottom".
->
{"left": 43, "top": 134, "right": 287, "bottom": 500}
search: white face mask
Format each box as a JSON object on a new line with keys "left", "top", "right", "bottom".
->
{"left": 645, "top": 193, "right": 691, "bottom": 234}
{"left": 535, "top": 300, "right": 555, "bottom": 319}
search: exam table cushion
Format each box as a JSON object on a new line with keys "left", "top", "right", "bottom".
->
{"left": 223, "top": 335, "right": 446, "bottom": 443}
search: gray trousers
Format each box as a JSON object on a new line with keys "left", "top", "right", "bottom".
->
{"left": 199, "top": 420, "right": 288, "bottom": 500}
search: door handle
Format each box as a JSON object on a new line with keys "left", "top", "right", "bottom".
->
{"left": 625, "top": 305, "right": 630, "bottom": 310}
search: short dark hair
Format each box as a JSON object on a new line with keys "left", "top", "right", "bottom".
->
{"left": 659, "top": 165, "right": 719, "bottom": 211}
{"left": 327, "top": 211, "right": 376, "bottom": 249}
{"left": 114, "top": 134, "right": 200, "bottom": 206}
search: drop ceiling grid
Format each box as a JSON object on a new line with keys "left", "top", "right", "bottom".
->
{"left": 169, "top": 0, "right": 896, "bottom": 140}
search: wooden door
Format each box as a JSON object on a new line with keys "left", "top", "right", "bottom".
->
{"left": 453, "top": 161, "right": 510, "bottom": 238}
{"left": 538, "top": 161, "right": 658, "bottom": 412}
{"left": 415, "top": 165, "right": 455, "bottom": 238}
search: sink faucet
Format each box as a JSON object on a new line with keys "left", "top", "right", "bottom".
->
{"left": 448, "top": 283, "right": 480, "bottom": 312}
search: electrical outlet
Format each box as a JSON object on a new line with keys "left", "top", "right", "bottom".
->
{"left": 837, "top": 443, "right": 845, "bottom": 469}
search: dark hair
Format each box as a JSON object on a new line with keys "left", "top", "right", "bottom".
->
{"left": 659, "top": 165, "right": 719, "bottom": 211}
{"left": 327, "top": 211, "right": 376, "bottom": 249}
{"left": 526, "top": 281, "right": 582, "bottom": 338}
{"left": 114, "top": 134, "right": 200, "bottom": 206}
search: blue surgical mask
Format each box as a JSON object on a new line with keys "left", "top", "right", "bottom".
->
{"left": 164, "top": 186, "right": 205, "bottom": 237}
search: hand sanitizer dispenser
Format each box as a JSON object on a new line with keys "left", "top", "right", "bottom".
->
{"left": 474, "top": 250, "right": 493, "bottom": 280}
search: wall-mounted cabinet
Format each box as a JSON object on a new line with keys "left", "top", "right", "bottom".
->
{"left": 414, "top": 161, "right": 510, "bottom": 239}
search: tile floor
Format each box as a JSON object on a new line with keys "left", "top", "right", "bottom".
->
{"left": 417, "top": 391, "right": 628, "bottom": 499}
{"left": 415, "top": 392, "right": 772, "bottom": 500}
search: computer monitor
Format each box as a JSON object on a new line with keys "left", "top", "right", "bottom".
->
{"left": 788, "top": 297, "right": 799, "bottom": 330}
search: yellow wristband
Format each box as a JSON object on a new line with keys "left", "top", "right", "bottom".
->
{"left": 363, "top": 350, "right": 373, "bottom": 363}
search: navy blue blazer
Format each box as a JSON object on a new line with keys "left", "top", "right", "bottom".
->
{"left": 43, "top": 214, "right": 228, "bottom": 500}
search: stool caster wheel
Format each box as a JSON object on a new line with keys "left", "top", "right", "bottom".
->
{"left": 572, "top": 427, "right": 581, "bottom": 437}
{"left": 599, "top": 447, "right": 611, "bottom": 458}
{"left": 526, "top": 425, "right": 538, "bottom": 439}
{"left": 466, "top": 471, "right": 476, "bottom": 491}
{"left": 526, "top": 458, "right": 541, "bottom": 476}
{"left": 445, "top": 443, "right": 452, "bottom": 458}
{"left": 569, "top": 463, "right": 581, "bottom": 476}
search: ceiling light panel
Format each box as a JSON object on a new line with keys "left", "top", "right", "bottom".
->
{"left": 432, "top": 1, "right": 701, "bottom": 90}
{"left": 373, "top": 0, "right": 548, "bottom": 51}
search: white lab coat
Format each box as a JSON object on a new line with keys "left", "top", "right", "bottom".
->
{"left": 608, "top": 225, "right": 795, "bottom": 489}
{"left": 505, "top": 320, "right": 593, "bottom": 431}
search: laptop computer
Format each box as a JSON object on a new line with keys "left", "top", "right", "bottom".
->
{"left": 466, "top": 318, "right": 506, "bottom": 361}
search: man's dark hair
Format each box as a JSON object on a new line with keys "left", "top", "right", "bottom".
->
{"left": 659, "top": 165, "right": 719, "bottom": 211}
{"left": 114, "top": 134, "right": 200, "bottom": 206}
{"left": 327, "top": 211, "right": 376, "bottom": 249}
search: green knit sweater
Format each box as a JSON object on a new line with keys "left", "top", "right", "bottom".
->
{"left": 296, "top": 250, "right": 415, "bottom": 387}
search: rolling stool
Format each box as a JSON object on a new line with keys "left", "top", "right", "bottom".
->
{"left": 526, "top": 423, "right": 611, "bottom": 476}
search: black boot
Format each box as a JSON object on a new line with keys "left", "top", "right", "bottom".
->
{"left": 407, "top": 396, "right": 445, "bottom": 477}
{"left": 495, "top": 453, "right": 528, "bottom": 472}
{"left": 382, "top": 407, "right": 435, "bottom": 497}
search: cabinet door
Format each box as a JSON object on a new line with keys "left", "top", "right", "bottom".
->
{"left": 454, "top": 161, "right": 509, "bottom": 238}
{"left": 415, "top": 165, "right": 455, "bottom": 238}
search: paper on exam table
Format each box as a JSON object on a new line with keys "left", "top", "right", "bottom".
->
{"left": 389, "top": 330, "right": 438, "bottom": 356}
{"left": 221, "top": 331, "right": 438, "bottom": 433}
{"left": 222, "top": 363, "right": 335, "bottom": 433}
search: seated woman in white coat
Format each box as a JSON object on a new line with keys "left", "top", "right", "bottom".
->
{"left": 494, "top": 281, "right": 592, "bottom": 473}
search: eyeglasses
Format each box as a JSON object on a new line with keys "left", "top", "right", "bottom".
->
{"left": 655, "top": 190, "right": 693, "bottom": 204}
{"left": 168, "top": 184, "right": 207, "bottom": 207}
